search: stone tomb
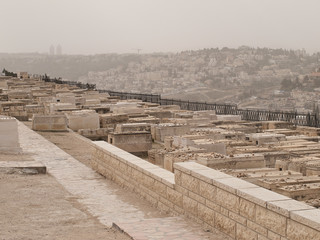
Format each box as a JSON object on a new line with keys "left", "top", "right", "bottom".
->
{"left": 115, "top": 123, "right": 151, "bottom": 133}
{"left": 108, "top": 131, "right": 152, "bottom": 156}
{"left": 216, "top": 114, "right": 242, "bottom": 121}
{"left": 277, "top": 183, "right": 320, "bottom": 201}
{"left": 32, "top": 114, "right": 67, "bottom": 132}
{"left": 0, "top": 101, "right": 28, "bottom": 121}
{"left": 197, "top": 153, "right": 266, "bottom": 169}
{"left": 151, "top": 123, "right": 190, "bottom": 142}
{"left": 99, "top": 113, "right": 129, "bottom": 128}
{"left": 246, "top": 133, "right": 286, "bottom": 146}
{"left": 65, "top": 110, "right": 99, "bottom": 131}
{"left": 255, "top": 175, "right": 320, "bottom": 191}
{"left": 0, "top": 116, "right": 21, "bottom": 152}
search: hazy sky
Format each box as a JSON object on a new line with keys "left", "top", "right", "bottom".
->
{"left": 1, "top": 0, "right": 320, "bottom": 55}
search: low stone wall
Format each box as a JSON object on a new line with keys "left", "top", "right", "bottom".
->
{"left": 91, "top": 141, "right": 320, "bottom": 240}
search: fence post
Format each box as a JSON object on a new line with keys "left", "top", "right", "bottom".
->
{"left": 307, "top": 113, "right": 311, "bottom": 126}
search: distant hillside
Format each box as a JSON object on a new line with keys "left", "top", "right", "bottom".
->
{"left": 0, "top": 53, "right": 141, "bottom": 81}
{"left": 1, "top": 48, "right": 320, "bottom": 109}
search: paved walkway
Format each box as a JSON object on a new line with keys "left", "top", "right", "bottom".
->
{"left": 18, "top": 122, "right": 229, "bottom": 240}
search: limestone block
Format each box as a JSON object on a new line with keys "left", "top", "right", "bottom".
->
{"left": 237, "top": 187, "right": 290, "bottom": 207}
{"left": 257, "top": 235, "right": 269, "bottom": 240}
{"left": 199, "top": 180, "right": 216, "bottom": 200}
{"left": 173, "top": 205, "right": 184, "bottom": 215}
{"left": 188, "top": 191, "right": 206, "bottom": 205}
{"left": 157, "top": 201, "right": 170, "bottom": 213}
{"left": 198, "top": 203, "right": 215, "bottom": 227}
{"left": 163, "top": 157, "right": 174, "bottom": 172}
{"left": 152, "top": 180, "right": 167, "bottom": 197}
{"left": 175, "top": 185, "right": 189, "bottom": 196}
{"left": 229, "top": 212, "right": 246, "bottom": 225}
{"left": 290, "top": 208, "right": 320, "bottom": 231}
{"left": 247, "top": 220, "right": 268, "bottom": 236}
{"left": 267, "top": 230, "right": 281, "bottom": 240}
{"left": 180, "top": 172, "right": 200, "bottom": 194}
{"left": 191, "top": 168, "right": 233, "bottom": 184}
{"left": 220, "top": 206, "right": 229, "bottom": 216}
{"left": 216, "top": 188, "right": 239, "bottom": 214}
{"left": 212, "top": 177, "right": 258, "bottom": 195}
{"left": 215, "top": 212, "right": 236, "bottom": 238}
{"left": 239, "top": 198, "right": 256, "bottom": 221}
{"left": 182, "top": 195, "right": 198, "bottom": 217}
{"left": 287, "top": 219, "right": 320, "bottom": 240}
{"left": 174, "top": 161, "right": 209, "bottom": 175}
{"left": 236, "top": 223, "right": 257, "bottom": 240}
{"left": 205, "top": 199, "right": 221, "bottom": 212}
{"left": 167, "top": 187, "right": 183, "bottom": 207}
{"left": 146, "top": 168, "right": 174, "bottom": 188}
{"left": 159, "top": 196, "right": 174, "bottom": 209}
{"left": 267, "top": 199, "right": 314, "bottom": 217}
{"left": 141, "top": 174, "right": 155, "bottom": 188}
{"left": 255, "top": 206, "right": 287, "bottom": 236}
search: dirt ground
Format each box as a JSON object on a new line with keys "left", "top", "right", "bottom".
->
{"left": 0, "top": 172, "right": 130, "bottom": 240}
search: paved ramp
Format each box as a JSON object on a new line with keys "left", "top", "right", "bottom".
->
{"left": 18, "top": 122, "right": 229, "bottom": 240}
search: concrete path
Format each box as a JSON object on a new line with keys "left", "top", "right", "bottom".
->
{"left": 18, "top": 122, "right": 229, "bottom": 240}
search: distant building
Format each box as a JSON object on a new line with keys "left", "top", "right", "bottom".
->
{"left": 56, "top": 44, "right": 62, "bottom": 55}
{"left": 49, "top": 45, "right": 55, "bottom": 55}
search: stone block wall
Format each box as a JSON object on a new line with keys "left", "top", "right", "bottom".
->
{"left": 91, "top": 141, "right": 177, "bottom": 213}
{"left": 91, "top": 141, "right": 320, "bottom": 240}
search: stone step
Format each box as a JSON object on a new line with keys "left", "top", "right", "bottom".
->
{"left": 113, "top": 217, "right": 227, "bottom": 240}
{"left": 0, "top": 160, "right": 46, "bottom": 174}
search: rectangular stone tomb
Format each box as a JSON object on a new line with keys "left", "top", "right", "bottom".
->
{"left": 32, "top": 114, "right": 67, "bottom": 131}
{"left": 0, "top": 116, "right": 21, "bottom": 152}
{"left": 276, "top": 182, "right": 320, "bottom": 201}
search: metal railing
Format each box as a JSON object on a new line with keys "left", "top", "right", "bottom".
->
{"left": 105, "top": 90, "right": 319, "bottom": 128}
{"left": 40, "top": 76, "right": 319, "bottom": 128}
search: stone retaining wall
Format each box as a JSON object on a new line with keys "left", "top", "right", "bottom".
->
{"left": 91, "top": 141, "right": 320, "bottom": 240}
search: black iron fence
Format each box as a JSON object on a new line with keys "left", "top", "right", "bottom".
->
{"left": 105, "top": 90, "right": 319, "bottom": 128}
{"left": 39, "top": 76, "right": 320, "bottom": 128}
